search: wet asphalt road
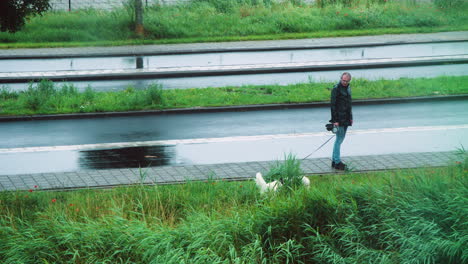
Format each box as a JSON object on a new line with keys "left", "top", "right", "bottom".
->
{"left": 1, "top": 99, "right": 467, "bottom": 175}
{"left": 1, "top": 99, "right": 467, "bottom": 149}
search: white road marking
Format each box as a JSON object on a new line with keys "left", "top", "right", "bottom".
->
{"left": 1, "top": 124, "right": 467, "bottom": 153}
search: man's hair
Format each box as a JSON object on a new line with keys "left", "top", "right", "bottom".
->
{"left": 341, "top": 72, "right": 351, "bottom": 79}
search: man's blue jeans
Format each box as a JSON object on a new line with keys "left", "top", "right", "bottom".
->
{"left": 332, "top": 126, "right": 348, "bottom": 164}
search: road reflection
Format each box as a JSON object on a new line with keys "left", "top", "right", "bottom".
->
{"left": 79, "top": 145, "right": 175, "bottom": 169}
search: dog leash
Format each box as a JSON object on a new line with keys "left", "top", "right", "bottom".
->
{"left": 302, "top": 134, "right": 336, "bottom": 160}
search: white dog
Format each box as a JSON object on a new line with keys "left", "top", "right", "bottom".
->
{"left": 301, "top": 175, "right": 310, "bottom": 188}
{"left": 255, "top": 172, "right": 310, "bottom": 193}
{"left": 255, "top": 172, "right": 282, "bottom": 194}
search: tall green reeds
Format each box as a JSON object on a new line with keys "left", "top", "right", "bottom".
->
{"left": 1, "top": 156, "right": 466, "bottom": 263}
{"left": 265, "top": 153, "right": 304, "bottom": 190}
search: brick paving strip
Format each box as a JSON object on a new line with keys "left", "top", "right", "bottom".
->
{"left": 0, "top": 151, "right": 463, "bottom": 192}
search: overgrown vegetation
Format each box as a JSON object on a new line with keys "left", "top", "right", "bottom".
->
{"left": 0, "top": 155, "right": 466, "bottom": 263}
{"left": 0, "top": 0, "right": 467, "bottom": 47}
{"left": 0, "top": 75, "right": 466, "bottom": 116}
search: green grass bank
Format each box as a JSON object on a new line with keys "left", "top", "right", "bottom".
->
{"left": 0, "top": 75, "right": 467, "bottom": 116}
{"left": 1, "top": 156, "right": 466, "bottom": 263}
{"left": 1, "top": 0, "right": 467, "bottom": 48}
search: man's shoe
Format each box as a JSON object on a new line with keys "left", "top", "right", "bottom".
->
{"left": 335, "top": 162, "right": 347, "bottom": 170}
{"left": 331, "top": 161, "right": 336, "bottom": 168}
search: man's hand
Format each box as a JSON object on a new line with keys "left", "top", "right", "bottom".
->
{"left": 333, "top": 122, "right": 339, "bottom": 126}
{"left": 350, "top": 120, "right": 353, "bottom": 126}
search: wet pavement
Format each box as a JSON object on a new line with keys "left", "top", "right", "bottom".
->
{"left": 2, "top": 98, "right": 466, "bottom": 148}
{"left": 2, "top": 124, "right": 467, "bottom": 175}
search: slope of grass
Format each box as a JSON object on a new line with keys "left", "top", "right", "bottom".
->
{"left": 0, "top": 155, "right": 466, "bottom": 263}
{"left": 0, "top": 0, "right": 467, "bottom": 48}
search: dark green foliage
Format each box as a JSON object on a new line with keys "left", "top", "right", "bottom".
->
{"left": 434, "top": 0, "right": 467, "bottom": 9}
{"left": 23, "top": 80, "right": 55, "bottom": 111}
{"left": 145, "top": 83, "right": 165, "bottom": 105}
{"left": 0, "top": 0, "right": 50, "bottom": 32}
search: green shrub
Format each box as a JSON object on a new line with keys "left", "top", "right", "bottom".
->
{"left": 265, "top": 153, "right": 304, "bottom": 191}
{"left": 146, "top": 83, "right": 164, "bottom": 105}
{"left": 434, "top": 0, "right": 467, "bottom": 9}
{"left": 0, "top": 86, "right": 18, "bottom": 100}
{"left": 22, "top": 80, "right": 55, "bottom": 111}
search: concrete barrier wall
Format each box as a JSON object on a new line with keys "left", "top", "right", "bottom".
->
{"left": 49, "top": 0, "right": 191, "bottom": 11}
{"left": 48, "top": 0, "right": 434, "bottom": 11}
{"left": 49, "top": 0, "right": 315, "bottom": 11}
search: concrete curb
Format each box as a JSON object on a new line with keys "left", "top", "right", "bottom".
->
{"left": 1, "top": 94, "right": 466, "bottom": 122}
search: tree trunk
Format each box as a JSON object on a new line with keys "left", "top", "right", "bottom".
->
{"left": 135, "top": 0, "right": 144, "bottom": 37}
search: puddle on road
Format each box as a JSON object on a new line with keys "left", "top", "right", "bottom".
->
{"left": 78, "top": 145, "right": 175, "bottom": 169}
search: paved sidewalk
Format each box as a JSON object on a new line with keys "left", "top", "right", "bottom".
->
{"left": 1, "top": 31, "right": 467, "bottom": 59}
{"left": 0, "top": 151, "right": 462, "bottom": 191}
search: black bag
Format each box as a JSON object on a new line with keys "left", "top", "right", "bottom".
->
{"left": 325, "top": 123, "right": 337, "bottom": 133}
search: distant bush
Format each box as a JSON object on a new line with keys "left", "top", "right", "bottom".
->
{"left": 12, "top": 80, "right": 165, "bottom": 113}
{"left": 434, "top": 0, "right": 467, "bottom": 9}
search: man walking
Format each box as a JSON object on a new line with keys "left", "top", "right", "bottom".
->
{"left": 330, "top": 72, "right": 353, "bottom": 170}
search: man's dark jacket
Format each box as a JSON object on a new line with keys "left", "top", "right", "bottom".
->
{"left": 330, "top": 82, "right": 353, "bottom": 126}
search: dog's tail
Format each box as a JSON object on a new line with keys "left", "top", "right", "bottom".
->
{"left": 302, "top": 176, "right": 310, "bottom": 188}
{"left": 255, "top": 172, "right": 267, "bottom": 192}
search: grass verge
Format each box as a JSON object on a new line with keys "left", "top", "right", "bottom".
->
{"left": 0, "top": 75, "right": 467, "bottom": 116}
{"left": 0, "top": 154, "right": 466, "bottom": 263}
{"left": 0, "top": 0, "right": 467, "bottom": 48}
